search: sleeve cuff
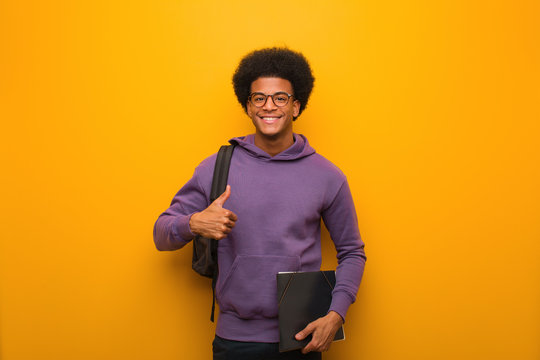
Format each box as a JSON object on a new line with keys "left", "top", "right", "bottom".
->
{"left": 328, "top": 291, "right": 354, "bottom": 323}
{"left": 175, "top": 213, "right": 197, "bottom": 241}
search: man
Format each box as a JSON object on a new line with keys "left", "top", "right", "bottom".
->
{"left": 153, "top": 47, "right": 366, "bottom": 360}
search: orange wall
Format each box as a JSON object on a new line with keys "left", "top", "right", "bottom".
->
{"left": 1, "top": 1, "right": 539, "bottom": 359}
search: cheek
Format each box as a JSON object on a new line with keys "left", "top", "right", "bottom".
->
{"left": 247, "top": 108, "right": 257, "bottom": 122}
{"left": 247, "top": 104, "right": 255, "bottom": 118}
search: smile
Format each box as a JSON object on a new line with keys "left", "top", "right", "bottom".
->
{"left": 259, "top": 116, "right": 281, "bottom": 124}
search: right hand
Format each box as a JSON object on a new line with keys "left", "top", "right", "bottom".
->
{"left": 189, "top": 185, "right": 237, "bottom": 240}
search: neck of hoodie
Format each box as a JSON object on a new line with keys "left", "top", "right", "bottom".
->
{"left": 229, "top": 133, "right": 316, "bottom": 161}
{"left": 254, "top": 132, "right": 294, "bottom": 157}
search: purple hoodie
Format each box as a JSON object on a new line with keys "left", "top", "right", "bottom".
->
{"left": 153, "top": 133, "right": 366, "bottom": 342}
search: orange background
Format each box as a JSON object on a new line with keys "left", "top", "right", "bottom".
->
{"left": 1, "top": 1, "right": 539, "bottom": 359}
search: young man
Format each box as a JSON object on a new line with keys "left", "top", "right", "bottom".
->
{"left": 153, "top": 48, "right": 366, "bottom": 360}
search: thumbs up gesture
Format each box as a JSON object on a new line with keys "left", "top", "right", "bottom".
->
{"left": 189, "top": 185, "right": 238, "bottom": 240}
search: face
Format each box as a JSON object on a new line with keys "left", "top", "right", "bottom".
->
{"left": 246, "top": 77, "right": 300, "bottom": 141}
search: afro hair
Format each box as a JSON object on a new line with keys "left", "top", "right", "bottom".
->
{"left": 232, "top": 47, "right": 315, "bottom": 119}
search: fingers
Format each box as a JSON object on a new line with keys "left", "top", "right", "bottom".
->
{"left": 213, "top": 185, "right": 231, "bottom": 207}
{"left": 213, "top": 186, "right": 237, "bottom": 234}
{"left": 213, "top": 186, "right": 237, "bottom": 222}
{"left": 302, "top": 342, "right": 317, "bottom": 355}
{"left": 297, "top": 323, "right": 316, "bottom": 354}
{"left": 224, "top": 218, "right": 236, "bottom": 229}
{"left": 224, "top": 209, "right": 238, "bottom": 222}
{"left": 301, "top": 334, "right": 331, "bottom": 354}
{"left": 209, "top": 219, "right": 235, "bottom": 240}
{"left": 295, "top": 323, "right": 314, "bottom": 341}
{"left": 201, "top": 210, "right": 237, "bottom": 240}
{"left": 297, "top": 316, "right": 339, "bottom": 354}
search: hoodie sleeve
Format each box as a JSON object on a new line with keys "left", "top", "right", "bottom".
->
{"left": 321, "top": 179, "right": 366, "bottom": 322}
{"left": 153, "top": 167, "right": 210, "bottom": 251}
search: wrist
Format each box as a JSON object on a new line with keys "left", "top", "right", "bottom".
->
{"left": 328, "top": 310, "right": 344, "bottom": 325}
{"left": 188, "top": 212, "right": 200, "bottom": 236}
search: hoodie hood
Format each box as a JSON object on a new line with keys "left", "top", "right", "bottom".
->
{"left": 229, "top": 133, "right": 316, "bottom": 161}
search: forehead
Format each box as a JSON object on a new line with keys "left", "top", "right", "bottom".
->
{"left": 250, "top": 77, "right": 293, "bottom": 94}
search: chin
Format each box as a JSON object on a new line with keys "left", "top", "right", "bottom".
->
{"left": 254, "top": 123, "right": 278, "bottom": 136}
{"left": 259, "top": 131, "right": 280, "bottom": 138}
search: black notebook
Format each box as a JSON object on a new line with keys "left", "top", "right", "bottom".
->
{"left": 276, "top": 270, "right": 345, "bottom": 352}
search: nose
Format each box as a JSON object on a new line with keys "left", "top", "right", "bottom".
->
{"left": 262, "top": 95, "right": 278, "bottom": 111}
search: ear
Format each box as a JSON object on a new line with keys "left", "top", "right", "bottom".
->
{"left": 292, "top": 99, "right": 300, "bottom": 118}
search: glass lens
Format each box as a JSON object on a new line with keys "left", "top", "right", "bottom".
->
{"left": 272, "top": 92, "right": 290, "bottom": 106}
{"left": 250, "top": 93, "right": 267, "bottom": 107}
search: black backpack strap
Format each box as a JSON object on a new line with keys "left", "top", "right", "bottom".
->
{"left": 210, "top": 144, "right": 236, "bottom": 201}
{"left": 209, "top": 144, "right": 236, "bottom": 322}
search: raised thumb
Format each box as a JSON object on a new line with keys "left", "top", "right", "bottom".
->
{"left": 213, "top": 185, "right": 231, "bottom": 207}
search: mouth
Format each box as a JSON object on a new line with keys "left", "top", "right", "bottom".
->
{"left": 258, "top": 115, "right": 282, "bottom": 124}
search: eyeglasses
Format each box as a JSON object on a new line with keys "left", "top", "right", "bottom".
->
{"left": 248, "top": 92, "right": 294, "bottom": 107}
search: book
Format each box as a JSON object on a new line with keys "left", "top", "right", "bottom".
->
{"left": 276, "top": 270, "right": 345, "bottom": 352}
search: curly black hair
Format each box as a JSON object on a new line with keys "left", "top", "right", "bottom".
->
{"left": 232, "top": 47, "right": 315, "bottom": 119}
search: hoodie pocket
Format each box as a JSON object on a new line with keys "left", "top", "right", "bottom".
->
{"left": 217, "top": 254, "right": 300, "bottom": 319}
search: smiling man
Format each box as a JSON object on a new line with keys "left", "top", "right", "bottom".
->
{"left": 153, "top": 48, "right": 366, "bottom": 360}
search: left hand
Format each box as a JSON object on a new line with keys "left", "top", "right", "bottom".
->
{"left": 295, "top": 311, "right": 344, "bottom": 354}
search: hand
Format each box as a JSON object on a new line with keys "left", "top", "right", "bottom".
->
{"left": 189, "top": 185, "right": 237, "bottom": 240}
{"left": 295, "top": 311, "right": 344, "bottom": 354}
